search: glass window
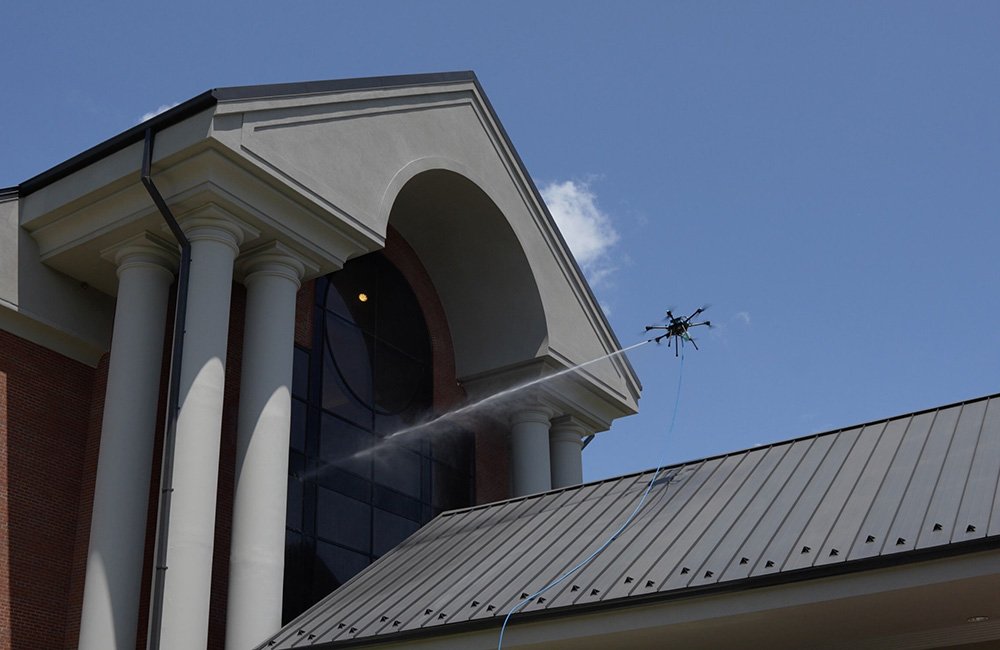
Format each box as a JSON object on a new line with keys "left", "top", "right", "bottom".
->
{"left": 282, "top": 531, "right": 310, "bottom": 624}
{"left": 292, "top": 347, "right": 310, "bottom": 399}
{"left": 322, "top": 319, "right": 373, "bottom": 425}
{"left": 316, "top": 487, "right": 371, "bottom": 552}
{"left": 372, "top": 484, "right": 422, "bottom": 521}
{"left": 373, "top": 442, "right": 422, "bottom": 498}
{"left": 315, "top": 540, "right": 370, "bottom": 592}
{"left": 373, "top": 344, "right": 428, "bottom": 416}
{"left": 290, "top": 398, "right": 307, "bottom": 452}
{"left": 287, "top": 476, "right": 303, "bottom": 532}
{"left": 373, "top": 508, "right": 421, "bottom": 557}
{"left": 327, "top": 256, "right": 378, "bottom": 333}
{"left": 320, "top": 413, "right": 373, "bottom": 479}
{"left": 284, "top": 251, "right": 474, "bottom": 623}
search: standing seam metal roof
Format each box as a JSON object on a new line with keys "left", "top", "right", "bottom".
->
{"left": 262, "top": 395, "right": 1000, "bottom": 648}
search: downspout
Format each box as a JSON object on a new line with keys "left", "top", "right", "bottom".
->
{"left": 140, "top": 127, "right": 190, "bottom": 650}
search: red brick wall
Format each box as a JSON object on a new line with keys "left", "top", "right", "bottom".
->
{"left": 294, "top": 280, "right": 314, "bottom": 350}
{"left": 0, "top": 330, "right": 98, "bottom": 650}
{"left": 206, "top": 282, "right": 245, "bottom": 650}
{"left": 63, "top": 351, "right": 110, "bottom": 649}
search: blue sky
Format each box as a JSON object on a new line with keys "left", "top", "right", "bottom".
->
{"left": 4, "top": 2, "right": 999, "bottom": 482}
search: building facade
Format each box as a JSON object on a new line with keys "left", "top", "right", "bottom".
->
{"left": 0, "top": 73, "right": 640, "bottom": 650}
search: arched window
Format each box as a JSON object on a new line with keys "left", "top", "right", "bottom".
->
{"left": 283, "top": 252, "right": 473, "bottom": 622}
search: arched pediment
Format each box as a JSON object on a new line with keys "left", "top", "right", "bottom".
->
{"left": 18, "top": 72, "right": 640, "bottom": 427}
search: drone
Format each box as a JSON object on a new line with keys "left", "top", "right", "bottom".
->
{"left": 645, "top": 307, "right": 711, "bottom": 356}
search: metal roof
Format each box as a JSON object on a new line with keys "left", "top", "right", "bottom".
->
{"left": 262, "top": 392, "right": 1000, "bottom": 648}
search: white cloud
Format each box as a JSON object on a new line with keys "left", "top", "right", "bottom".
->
{"left": 139, "top": 101, "right": 181, "bottom": 123}
{"left": 735, "top": 311, "right": 752, "bottom": 325}
{"left": 541, "top": 179, "right": 620, "bottom": 286}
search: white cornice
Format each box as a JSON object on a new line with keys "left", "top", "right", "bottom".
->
{"left": 22, "top": 140, "right": 382, "bottom": 296}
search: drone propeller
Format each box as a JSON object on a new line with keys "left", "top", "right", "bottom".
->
{"left": 645, "top": 305, "right": 712, "bottom": 353}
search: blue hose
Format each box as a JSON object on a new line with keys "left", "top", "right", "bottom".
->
{"left": 497, "top": 350, "right": 686, "bottom": 649}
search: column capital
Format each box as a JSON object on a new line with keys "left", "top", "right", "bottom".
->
{"left": 170, "top": 204, "right": 260, "bottom": 254}
{"left": 99, "top": 232, "right": 178, "bottom": 280}
{"left": 510, "top": 406, "right": 554, "bottom": 427}
{"left": 236, "top": 241, "right": 319, "bottom": 289}
{"left": 549, "top": 415, "right": 590, "bottom": 440}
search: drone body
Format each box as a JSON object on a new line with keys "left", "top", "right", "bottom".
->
{"left": 645, "top": 308, "right": 711, "bottom": 355}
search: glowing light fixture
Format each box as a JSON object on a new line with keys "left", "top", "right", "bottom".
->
{"left": 357, "top": 292, "right": 369, "bottom": 303}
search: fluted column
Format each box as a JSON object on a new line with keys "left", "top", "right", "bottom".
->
{"left": 79, "top": 234, "right": 176, "bottom": 650}
{"left": 510, "top": 408, "right": 553, "bottom": 496}
{"left": 155, "top": 214, "right": 255, "bottom": 650}
{"left": 226, "top": 243, "right": 308, "bottom": 650}
{"left": 549, "top": 415, "right": 587, "bottom": 488}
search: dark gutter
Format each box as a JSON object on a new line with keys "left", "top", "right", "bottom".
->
{"left": 19, "top": 90, "right": 217, "bottom": 197}
{"left": 140, "top": 127, "right": 191, "bottom": 650}
{"left": 0, "top": 186, "right": 18, "bottom": 199}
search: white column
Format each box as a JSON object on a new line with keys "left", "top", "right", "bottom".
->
{"left": 155, "top": 215, "right": 254, "bottom": 650}
{"left": 79, "top": 234, "right": 176, "bottom": 650}
{"left": 510, "top": 408, "right": 553, "bottom": 496}
{"left": 225, "top": 244, "right": 306, "bottom": 650}
{"left": 549, "top": 416, "right": 587, "bottom": 488}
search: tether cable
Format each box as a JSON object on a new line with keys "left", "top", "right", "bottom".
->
{"left": 497, "top": 348, "right": 687, "bottom": 649}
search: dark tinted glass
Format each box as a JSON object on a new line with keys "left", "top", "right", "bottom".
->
{"left": 282, "top": 531, "right": 310, "bottom": 624}
{"left": 316, "top": 487, "right": 371, "bottom": 551}
{"left": 373, "top": 443, "right": 422, "bottom": 498}
{"left": 372, "top": 485, "right": 422, "bottom": 521}
{"left": 315, "top": 540, "right": 369, "bottom": 591}
{"left": 284, "top": 252, "right": 473, "bottom": 623}
{"left": 320, "top": 413, "right": 373, "bottom": 479}
{"left": 290, "top": 398, "right": 307, "bottom": 452}
{"left": 374, "top": 263, "right": 431, "bottom": 356}
{"left": 287, "top": 476, "right": 303, "bottom": 532}
{"left": 323, "top": 318, "right": 373, "bottom": 415}
{"left": 373, "top": 508, "right": 420, "bottom": 557}
{"left": 373, "top": 343, "right": 429, "bottom": 415}
{"left": 292, "top": 346, "right": 310, "bottom": 399}
{"left": 327, "top": 255, "right": 378, "bottom": 333}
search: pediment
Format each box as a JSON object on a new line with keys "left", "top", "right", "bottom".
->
{"left": 214, "top": 78, "right": 640, "bottom": 421}
{"left": 18, "top": 73, "right": 640, "bottom": 423}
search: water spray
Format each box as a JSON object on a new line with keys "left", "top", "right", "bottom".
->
{"left": 497, "top": 308, "right": 701, "bottom": 649}
{"left": 293, "top": 339, "right": 653, "bottom": 482}
{"left": 384, "top": 339, "right": 651, "bottom": 443}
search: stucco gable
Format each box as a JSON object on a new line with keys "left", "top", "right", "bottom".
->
{"left": 15, "top": 72, "right": 639, "bottom": 425}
